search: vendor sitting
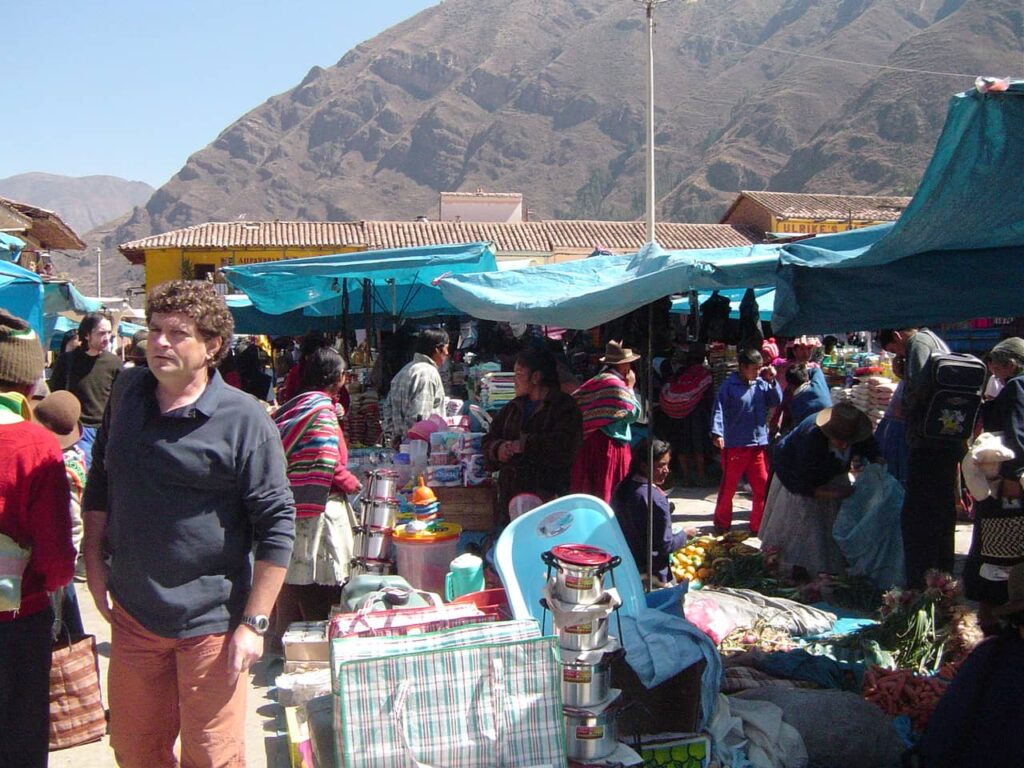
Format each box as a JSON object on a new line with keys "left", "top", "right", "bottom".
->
{"left": 612, "top": 439, "right": 696, "bottom": 586}
{"left": 759, "top": 403, "right": 879, "bottom": 578}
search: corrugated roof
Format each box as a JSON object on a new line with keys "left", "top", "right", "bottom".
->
{"left": 119, "top": 219, "right": 761, "bottom": 264}
{"left": 732, "top": 191, "right": 910, "bottom": 221}
{"left": 0, "top": 197, "right": 86, "bottom": 250}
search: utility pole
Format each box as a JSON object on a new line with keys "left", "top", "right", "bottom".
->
{"left": 96, "top": 246, "right": 102, "bottom": 296}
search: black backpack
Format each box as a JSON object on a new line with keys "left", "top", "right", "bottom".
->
{"left": 915, "top": 353, "right": 987, "bottom": 441}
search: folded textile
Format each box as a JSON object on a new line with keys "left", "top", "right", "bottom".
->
{"left": 708, "top": 693, "right": 808, "bottom": 768}
{"left": 692, "top": 587, "right": 837, "bottom": 637}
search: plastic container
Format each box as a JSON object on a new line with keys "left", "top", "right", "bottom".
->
{"left": 391, "top": 522, "right": 462, "bottom": 594}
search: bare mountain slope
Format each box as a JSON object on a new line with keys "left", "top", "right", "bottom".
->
{"left": 103, "top": 0, "right": 1021, "bottom": 280}
{"left": 0, "top": 173, "right": 153, "bottom": 235}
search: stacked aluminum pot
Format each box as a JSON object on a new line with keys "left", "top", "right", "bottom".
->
{"left": 350, "top": 469, "right": 400, "bottom": 575}
{"left": 541, "top": 544, "right": 624, "bottom": 762}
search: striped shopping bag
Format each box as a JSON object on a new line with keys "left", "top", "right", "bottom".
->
{"left": 334, "top": 636, "right": 566, "bottom": 768}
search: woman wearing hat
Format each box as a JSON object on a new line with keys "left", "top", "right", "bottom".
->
{"left": 570, "top": 340, "right": 641, "bottom": 503}
{"left": 963, "top": 337, "right": 1024, "bottom": 634}
{"left": 759, "top": 402, "right": 879, "bottom": 577}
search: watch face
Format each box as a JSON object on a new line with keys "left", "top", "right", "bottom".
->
{"left": 244, "top": 615, "right": 270, "bottom": 634}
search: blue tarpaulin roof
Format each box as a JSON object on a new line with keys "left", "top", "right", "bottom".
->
{"left": 222, "top": 242, "right": 499, "bottom": 321}
{"left": 43, "top": 281, "right": 104, "bottom": 315}
{"left": 774, "top": 81, "right": 1024, "bottom": 333}
{"left": 439, "top": 242, "right": 779, "bottom": 329}
{"left": 670, "top": 287, "right": 775, "bottom": 321}
{"left": 1, "top": 232, "right": 25, "bottom": 262}
{"left": 0, "top": 260, "right": 44, "bottom": 338}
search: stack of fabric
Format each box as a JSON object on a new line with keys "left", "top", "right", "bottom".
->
{"left": 343, "top": 386, "right": 381, "bottom": 447}
{"left": 479, "top": 372, "right": 516, "bottom": 411}
{"left": 849, "top": 382, "right": 873, "bottom": 419}
{"left": 866, "top": 377, "right": 897, "bottom": 427}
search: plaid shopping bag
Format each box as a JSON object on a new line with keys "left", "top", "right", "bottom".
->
{"left": 330, "top": 619, "right": 540, "bottom": 692}
{"left": 334, "top": 637, "right": 566, "bottom": 768}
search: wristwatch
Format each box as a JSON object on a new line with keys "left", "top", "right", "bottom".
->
{"left": 239, "top": 614, "right": 270, "bottom": 635}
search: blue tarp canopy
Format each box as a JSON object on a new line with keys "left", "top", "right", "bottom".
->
{"left": 0, "top": 232, "right": 25, "bottom": 262}
{"left": 670, "top": 287, "right": 775, "bottom": 321}
{"left": 0, "top": 260, "right": 44, "bottom": 338}
{"left": 439, "top": 242, "right": 779, "bottom": 329}
{"left": 774, "top": 82, "right": 1024, "bottom": 334}
{"left": 222, "top": 242, "right": 499, "bottom": 322}
{"left": 43, "top": 281, "right": 104, "bottom": 315}
{"left": 226, "top": 295, "right": 351, "bottom": 336}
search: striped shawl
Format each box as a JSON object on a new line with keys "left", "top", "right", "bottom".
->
{"left": 573, "top": 370, "right": 639, "bottom": 438}
{"left": 274, "top": 391, "right": 341, "bottom": 518}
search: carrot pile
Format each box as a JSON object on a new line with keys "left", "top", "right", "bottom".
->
{"left": 861, "top": 663, "right": 961, "bottom": 732}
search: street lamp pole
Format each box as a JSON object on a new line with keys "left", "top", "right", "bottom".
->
{"left": 637, "top": 0, "right": 669, "bottom": 243}
{"left": 635, "top": 0, "right": 671, "bottom": 591}
{"left": 96, "top": 246, "right": 102, "bottom": 297}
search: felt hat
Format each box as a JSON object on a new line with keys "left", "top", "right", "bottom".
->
{"left": 993, "top": 563, "right": 1024, "bottom": 617}
{"left": 991, "top": 337, "right": 1024, "bottom": 364}
{"left": 815, "top": 402, "right": 872, "bottom": 444}
{"left": 0, "top": 310, "right": 45, "bottom": 387}
{"left": 600, "top": 340, "right": 640, "bottom": 365}
{"left": 33, "top": 391, "right": 83, "bottom": 449}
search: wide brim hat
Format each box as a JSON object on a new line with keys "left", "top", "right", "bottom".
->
{"left": 815, "top": 402, "right": 872, "bottom": 444}
{"left": 600, "top": 340, "right": 641, "bottom": 364}
{"left": 993, "top": 563, "right": 1024, "bottom": 616}
{"left": 33, "top": 390, "right": 82, "bottom": 450}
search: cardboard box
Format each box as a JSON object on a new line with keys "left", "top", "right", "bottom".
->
{"left": 282, "top": 621, "right": 329, "bottom": 662}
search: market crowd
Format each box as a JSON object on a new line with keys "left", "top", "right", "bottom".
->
{"left": 4, "top": 279, "right": 1024, "bottom": 767}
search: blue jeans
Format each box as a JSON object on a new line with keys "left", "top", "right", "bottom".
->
{"left": 0, "top": 607, "right": 54, "bottom": 768}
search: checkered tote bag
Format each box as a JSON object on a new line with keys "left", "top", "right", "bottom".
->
{"left": 334, "top": 636, "right": 566, "bottom": 768}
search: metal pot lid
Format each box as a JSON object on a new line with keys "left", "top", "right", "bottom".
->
{"left": 550, "top": 544, "right": 613, "bottom": 567}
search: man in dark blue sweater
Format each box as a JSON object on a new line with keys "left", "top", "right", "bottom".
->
{"left": 82, "top": 281, "right": 295, "bottom": 768}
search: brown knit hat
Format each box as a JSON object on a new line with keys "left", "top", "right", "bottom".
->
{"left": 0, "top": 309, "right": 45, "bottom": 387}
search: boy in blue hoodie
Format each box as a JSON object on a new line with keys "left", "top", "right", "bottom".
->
{"left": 711, "top": 348, "right": 782, "bottom": 534}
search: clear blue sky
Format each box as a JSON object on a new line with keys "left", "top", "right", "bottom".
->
{"left": 1, "top": 0, "right": 436, "bottom": 188}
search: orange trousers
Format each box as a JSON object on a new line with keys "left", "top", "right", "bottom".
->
{"left": 108, "top": 603, "right": 247, "bottom": 768}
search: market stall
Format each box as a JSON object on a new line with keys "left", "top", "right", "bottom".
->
{"left": 773, "top": 80, "right": 1024, "bottom": 334}
{"left": 0, "top": 259, "right": 44, "bottom": 337}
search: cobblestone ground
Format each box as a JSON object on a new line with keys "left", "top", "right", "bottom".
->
{"left": 56, "top": 483, "right": 973, "bottom": 767}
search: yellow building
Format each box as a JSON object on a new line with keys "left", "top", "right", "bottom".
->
{"left": 119, "top": 219, "right": 763, "bottom": 294}
{"left": 719, "top": 191, "right": 910, "bottom": 237}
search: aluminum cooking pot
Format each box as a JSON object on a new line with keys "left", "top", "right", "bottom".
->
{"left": 557, "top": 613, "right": 609, "bottom": 652}
{"left": 363, "top": 469, "right": 400, "bottom": 502}
{"left": 543, "top": 545, "right": 621, "bottom": 605}
{"left": 354, "top": 525, "right": 392, "bottom": 561}
{"left": 560, "top": 648, "right": 623, "bottom": 707}
{"left": 563, "top": 694, "right": 623, "bottom": 761}
{"left": 361, "top": 498, "right": 399, "bottom": 530}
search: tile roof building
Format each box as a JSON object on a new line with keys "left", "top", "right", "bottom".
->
{"left": 119, "top": 218, "right": 762, "bottom": 292}
{"left": 720, "top": 191, "right": 910, "bottom": 237}
{"left": 0, "top": 196, "right": 86, "bottom": 272}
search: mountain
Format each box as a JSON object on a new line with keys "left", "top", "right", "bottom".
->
{"left": 0, "top": 173, "right": 153, "bottom": 235}
{"left": 103, "top": 0, "right": 1019, "bottom": 285}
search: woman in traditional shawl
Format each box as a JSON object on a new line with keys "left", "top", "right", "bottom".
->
{"left": 272, "top": 347, "right": 361, "bottom": 642}
{"left": 570, "top": 340, "right": 641, "bottom": 503}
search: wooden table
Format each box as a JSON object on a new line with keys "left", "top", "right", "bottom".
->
{"left": 433, "top": 485, "right": 498, "bottom": 531}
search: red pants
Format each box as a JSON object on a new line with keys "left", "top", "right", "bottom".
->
{"left": 108, "top": 603, "right": 247, "bottom": 768}
{"left": 714, "top": 446, "right": 769, "bottom": 533}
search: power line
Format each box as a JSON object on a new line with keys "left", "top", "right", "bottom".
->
{"left": 679, "top": 31, "right": 991, "bottom": 80}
